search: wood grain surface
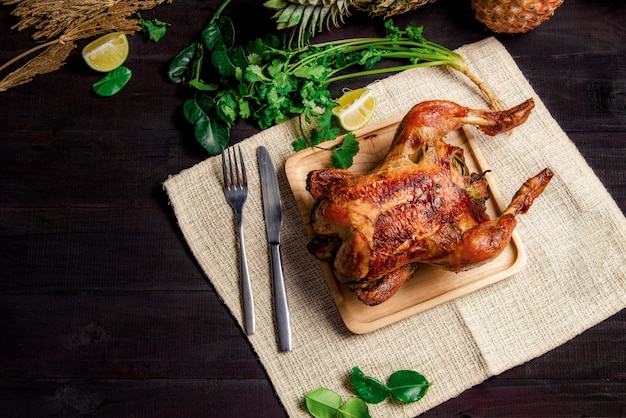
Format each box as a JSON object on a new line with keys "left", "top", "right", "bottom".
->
{"left": 1, "top": 0, "right": 624, "bottom": 417}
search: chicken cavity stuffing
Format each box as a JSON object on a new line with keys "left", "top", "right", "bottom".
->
{"left": 306, "top": 99, "right": 553, "bottom": 306}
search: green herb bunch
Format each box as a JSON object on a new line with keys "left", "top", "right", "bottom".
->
{"left": 169, "top": 2, "right": 499, "bottom": 167}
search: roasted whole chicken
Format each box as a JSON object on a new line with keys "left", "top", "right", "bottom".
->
{"left": 306, "top": 99, "right": 553, "bottom": 306}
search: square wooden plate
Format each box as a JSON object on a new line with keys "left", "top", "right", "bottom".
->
{"left": 284, "top": 115, "right": 527, "bottom": 334}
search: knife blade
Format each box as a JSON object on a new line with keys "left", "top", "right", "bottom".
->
{"left": 258, "top": 146, "right": 292, "bottom": 352}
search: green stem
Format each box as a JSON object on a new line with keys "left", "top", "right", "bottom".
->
{"left": 0, "top": 39, "right": 58, "bottom": 74}
{"left": 211, "top": 0, "right": 234, "bottom": 23}
{"left": 325, "top": 61, "right": 456, "bottom": 84}
{"left": 290, "top": 37, "right": 465, "bottom": 75}
{"left": 310, "top": 37, "right": 382, "bottom": 48}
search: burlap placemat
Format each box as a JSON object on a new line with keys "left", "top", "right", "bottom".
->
{"left": 164, "top": 37, "right": 626, "bottom": 417}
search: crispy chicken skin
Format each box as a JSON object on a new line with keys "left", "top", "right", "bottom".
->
{"left": 306, "top": 99, "right": 553, "bottom": 306}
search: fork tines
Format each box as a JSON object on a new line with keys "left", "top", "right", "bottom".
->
{"left": 222, "top": 145, "right": 247, "bottom": 192}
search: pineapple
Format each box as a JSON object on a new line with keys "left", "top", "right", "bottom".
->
{"left": 263, "top": 0, "right": 435, "bottom": 45}
{"left": 352, "top": 0, "right": 436, "bottom": 17}
{"left": 470, "top": 0, "right": 564, "bottom": 34}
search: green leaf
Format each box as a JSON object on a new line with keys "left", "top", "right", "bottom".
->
{"left": 168, "top": 43, "right": 200, "bottom": 84}
{"left": 293, "top": 65, "right": 327, "bottom": 81}
{"left": 247, "top": 52, "right": 263, "bottom": 65}
{"left": 183, "top": 97, "right": 209, "bottom": 125}
{"left": 268, "top": 59, "right": 285, "bottom": 78}
{"left": 237, "top": 98, "right": 251, "bottom": 119}
{"left": 291, "top": 137, "right": 309, "bottom": 152}
{"left": 202, "top": 16, "right": 235, "bottom": 51}
{"left": 194, "top": 114, "right": 230, "bottom": 156}
{"left": 228, "top": 46, "right": 248, "bottom": 70}
{"left": 405, "top": 22, "right": 426, "bottom": 43}
{"left": 210, "top": 44, "right": 232, "bottom": 77}
{"left": 331, "top": 134, "right": 359, "bottom": 168}
{"left": 234, "top": 66, "right": 244, "bottom": 82}
{"left": 272, "top": 72, "right": 293, "bottom": 94}
{"left": 245, "top": 35, "right": 280, "bottom": 61}
{"left": 384, "top": 19, "right": 402, "bottom": 40}
{"left": 92, "top": 66, "right": 132, "bottom": 97}
{"left": 305, "top": 107, "right": 341, "bottom": 146}
{"left": 211, "top": 44, "right": 248, "bottom": 79}
{"left": 350, "top": 366, "right": 389, "bottom": 404}
{"left": 138, "top": 12, "right": 170, "bottom": 42}
{"left": 388, "top": 370, "right": 431, "bottom": 403}
{"left": 308, "top": 128, "right": 325, "bottom": 147}
{"left": 245, "top": 64, "right": 269, "bottom": 82}
{"left": 217, "top": 92, "right": 238, "bottom": 126}
{"left": 263, "top": 0, "right": 289, "bottom": 9}
{"left": 182, "top": 95, "right": 228, "bottom": 154}
{"left": 304, "top": 388, "right": 342, "bottom": 418}
{"left": 267, "top": 88, "right": 285, "bottom": 108}
{"left": 188, "top": 80, "right": 218, "bottom": 92}
{"left": 202, "top": 21, "right": 221, "bottom": 52}
{"left": 188, "top": 43, "right": 205, "bottom": 83}
{"left": 337, "top": 397, "right": 371, "bottom": 418}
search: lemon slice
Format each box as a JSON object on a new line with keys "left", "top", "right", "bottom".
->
{"left": 332, "top": 88, "right": 376, "bottom": 131}
{"left": 82, "top": 32, "right": 129, "bottom": 72}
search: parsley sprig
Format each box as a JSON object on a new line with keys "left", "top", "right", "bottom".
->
{"left": 169, "top": 2, "right": 500, "bottom": 168}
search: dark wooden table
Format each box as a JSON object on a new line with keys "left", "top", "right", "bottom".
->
{"left": 1, "top": 0, "right": 624, "bottom": 416}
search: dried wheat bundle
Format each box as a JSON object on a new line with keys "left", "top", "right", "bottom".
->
{"left": 0, "top": 0, "right": 173, "bottom": 92}
{"left": 0, "top": 41, "right": 76, "bottom": 91}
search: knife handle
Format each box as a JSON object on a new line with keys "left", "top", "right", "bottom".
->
{"left": 270, "top": 243, "right": 292, "bottom": 351}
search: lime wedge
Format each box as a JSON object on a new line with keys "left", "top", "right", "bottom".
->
{"left": 332, "top": 88, "right": 376, "bottom": 131}
{"left": 82, "top": 32, "right": 129, "bottom": 73}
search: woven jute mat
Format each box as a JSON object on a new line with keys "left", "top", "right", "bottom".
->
{"left": 164, "top": 37, "right": 626, "bottom": 417}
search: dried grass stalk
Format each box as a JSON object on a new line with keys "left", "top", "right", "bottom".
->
{"left": 0, "top": 0, "right": 173, "bottom": 92}
{"left": 5, "top": 0, "right": 119, "bottom": 40}
{"left": 0, "top": 41, "right": 75, "bottom": 92}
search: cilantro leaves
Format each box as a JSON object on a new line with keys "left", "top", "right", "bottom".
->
{"left": 169, "top": 20, "right": 340, "bottom": 160}
{"left": 138, "top": 13, "right": 170, "bottom": 42}
{"left": 331, "top": 133, "right": 359, "bottom": 169}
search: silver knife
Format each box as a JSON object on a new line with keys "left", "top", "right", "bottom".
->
{"left": 258, "top": 146, "right": 292, "bottom": 352}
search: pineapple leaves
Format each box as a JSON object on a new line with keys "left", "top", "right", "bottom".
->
{"left": 264, "top": 0, "right": 350, "bottom": 47}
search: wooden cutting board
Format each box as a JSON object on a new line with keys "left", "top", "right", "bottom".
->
{"left": 284, "top": 115, "right": 527, "bottom": 334}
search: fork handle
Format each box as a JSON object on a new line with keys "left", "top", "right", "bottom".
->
{"left": 270, "top": 243, "right": 291, "bottom": 352}
{"left": 238, "top": 222, "right": 255, "bottom": 335}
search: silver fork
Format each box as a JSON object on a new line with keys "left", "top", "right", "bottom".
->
{"left": 222, "top": 145, "right": 255, "bottom": 335}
